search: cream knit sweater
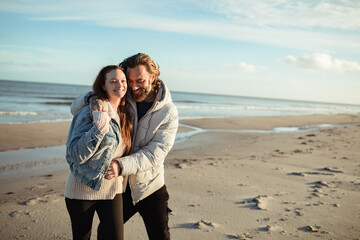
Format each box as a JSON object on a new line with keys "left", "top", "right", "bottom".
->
{"left": 65, "top": 102, "right": 126, "bottom": 200}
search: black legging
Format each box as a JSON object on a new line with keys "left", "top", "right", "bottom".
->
{"left": 65, "top": 194, "right": 124, "bottom": 240}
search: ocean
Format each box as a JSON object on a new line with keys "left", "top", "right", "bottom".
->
{"left": 1, "top": 79, "right": 360, "bottom": 124}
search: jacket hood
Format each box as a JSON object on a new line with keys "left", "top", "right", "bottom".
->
{"left": 152, "top": 81, "right": 172, "bottom": 112}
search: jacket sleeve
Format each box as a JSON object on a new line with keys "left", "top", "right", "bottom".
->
{"left": 119, "top": 107, "right": 178, "bottom": 175}
{"left": 70, "top": 91, "right": 93, "bottom": 116}
{"left": 67, "top": 109, "right": 107, "bottom": 165}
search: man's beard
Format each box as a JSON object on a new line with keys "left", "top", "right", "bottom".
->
{"left": 131, "top": 86, "right": 152, "bottom": 102}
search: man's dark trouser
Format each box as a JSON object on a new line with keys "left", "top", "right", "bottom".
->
{"left": 124, "top": 184, "right": 171, "bottom": 240}
{"left": 99, "top": 184, "right": 171, "bottom": 240}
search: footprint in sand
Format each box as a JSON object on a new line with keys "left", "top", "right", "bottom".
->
{"left": 194, "top": 219, "right": 219, "bottom": 231}
{"left": 299, "top": 225, "right": 329, "bottom": 234}
{"left": 266, "top": 224, "right": 281, "bottom": 232}
{"left": 230, "top": 232, "right": 254, "bottom": 240}
{"left": 9, "top": 211, "right": 19, "bottom": 217}
{"left": 313, "top": 180, "right": 336, "bottom": 188}
{"left": 174, "top": 159, "right": 195, "bottom": 169}
{"left": 309, "top": 201, "right": 326, "bottom": 206}
{"left": 253, "top": 195, "right": 272, "bottom": 210}
{"left": 188, "top": 203, "right": 200, "bottom": 207}
{"left": 25, "top": 183, "right": 48, "bottom": 191}
{"left": 241, "top": 195, "right": 273, "bottom": 210}
{"left": 321, "top": 167, "right": 343, "bottom": 173}
{"left": 312, "top": 189, "right": 324, "bottom": 198}
{"left": 174, "top": 163, "right": 188, "bottom": 169}
{"left": 255, "top": 224, "right": 283, "bottom": 234}
{"left": 22, "top": 198, "right": 39, "bottom": 205}
{"left": 294, "top": 209, "right": 303, "bottom": 216}
{"left": 8, "top": 210, "right": 32, "bottom": 218}
{"left": 307, "top": 181, "right": 337, "bottom": 199}
{"left": 19, "top": 196, "right": 50, "bottom": 206}
{"left": 290, "top": 171, "right": 334, "bottom": 177}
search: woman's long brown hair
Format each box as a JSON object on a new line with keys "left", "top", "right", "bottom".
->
{"left": 92, "top": 65, "right": 132, "bottom": 155}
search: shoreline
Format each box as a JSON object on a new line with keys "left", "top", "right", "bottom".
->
{"left": 1, "top": 113, "right": 359, "bottom": 152}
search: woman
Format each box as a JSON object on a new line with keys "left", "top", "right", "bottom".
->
{"left": 65, "top": 65, "right": 132, "bottom": 240}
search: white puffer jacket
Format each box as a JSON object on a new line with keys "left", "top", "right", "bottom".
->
{"left": 120, "top": 82, "right": 178, "bottom": 204}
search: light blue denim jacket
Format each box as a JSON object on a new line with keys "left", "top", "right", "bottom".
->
{"left": 66, "top": 106, "right": 120, "bottom": 191}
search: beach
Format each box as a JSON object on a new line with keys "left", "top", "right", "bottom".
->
{"left": 0, "top": 114, "right": 359, "bottom": 239}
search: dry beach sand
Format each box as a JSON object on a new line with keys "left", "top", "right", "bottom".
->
{"left": 0, "top": 114, "right": 359, "bottom": 239}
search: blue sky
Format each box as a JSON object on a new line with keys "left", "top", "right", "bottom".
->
{"left": 1, "top": 0, "right": 360, "bottom": 104}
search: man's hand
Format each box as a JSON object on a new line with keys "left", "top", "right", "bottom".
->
{"left": 89, "top": 96, "right": 107, "bottom": 119}
{"left": 105, "top": 160, "right": 121, "bottom": 180}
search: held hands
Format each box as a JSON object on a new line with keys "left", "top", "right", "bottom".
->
{"left": 105, "top": 160, "right": 121, "bottom": 180}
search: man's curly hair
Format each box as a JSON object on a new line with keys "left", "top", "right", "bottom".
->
{"left": 119, "top": 53, "right": 162, "bottom": 94}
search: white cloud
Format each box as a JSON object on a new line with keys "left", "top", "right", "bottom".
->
{"left": 235, "top": 62, "right": 257, "bottom": 73}
{"left": 211, "top": 0, "right": 360, "bottom": 30}
{"left": 5, "top": 0, "right": 360, "bottom": 30}
{"left": 1, "top": 0, "right": 360, "bottom": 53}
{"left": 285, "top": 53, "right": 360, "bottom": 73}
{"left": 177, "top": 66, "right": 214, "bottom": 73}
{"left": 0, "top": 49, "right": 52, "bottom": 71}
{"left": 333, "top": 59, "right": 360, "bottom": 73}
{"left": 0, "top": 45, "right": 77, "bottom": 73}
{"left": 29, "top": 16, "right": 89, "bottom": 21}
{"left": 0, "top": 60, "right": 52, "bottom": 72}
{"left": 0, "top": 44, "right": 69, "bottom": 55}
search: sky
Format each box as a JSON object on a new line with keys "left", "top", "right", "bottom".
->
{"left": 0, "top": 0, "right": 360, "bottom": 105}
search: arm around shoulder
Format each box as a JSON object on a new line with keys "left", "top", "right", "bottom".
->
{"left": 70, "top": 91, "right": 94, "bottom": 116}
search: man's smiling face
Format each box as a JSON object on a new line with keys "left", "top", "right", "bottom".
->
{"left": 127, "top": 65, "right": 155, "bottom": 102}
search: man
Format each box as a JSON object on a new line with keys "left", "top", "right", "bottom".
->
{"left": 71, "top": 53, "right": 178, "bottom": 240}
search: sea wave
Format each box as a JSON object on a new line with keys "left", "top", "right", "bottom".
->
{"left": 27, "top": 118, "right": 73, "bottom": 123}
{"left": 0, "top": 157, "right": 65, "bottom": 173}
{"left": 3, "top": 118, "right": 73, "bottom": 124}
{"left": 0, "top": 111, "right": 38, "bottom": 116}
{"left": 42, "top": 101, "right": 72, "bottom": 106}
{"left": 175, "top": 105, "right": 349, "bottom": 112}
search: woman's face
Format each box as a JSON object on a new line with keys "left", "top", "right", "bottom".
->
{"left": 103, "top": 69, "right": 127, "bottom": 101}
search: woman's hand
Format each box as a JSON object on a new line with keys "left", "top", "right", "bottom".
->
{"left": 92, "top": 111, "right": 110, "bottom": 135}
{"left": 105, "top": 160, "right": 121, "bottom": 180}
{"left": 89, "top": 96, "right": 107, "bottom": 119}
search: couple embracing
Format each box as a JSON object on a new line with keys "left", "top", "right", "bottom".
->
{"left": 65, "top": 53, "right": 178, "bottom": 240}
